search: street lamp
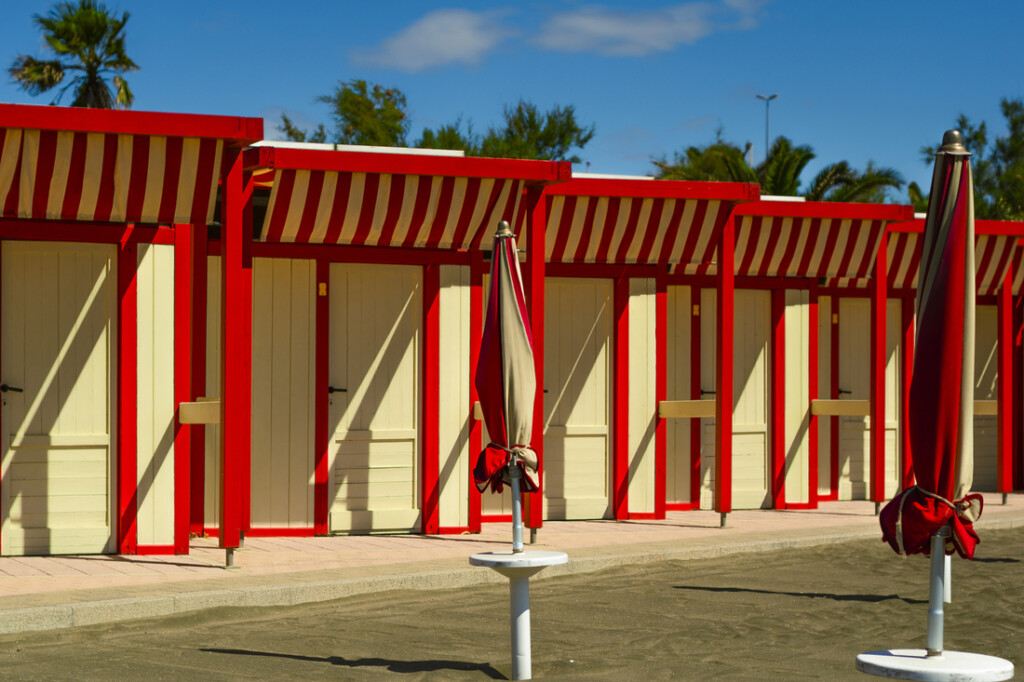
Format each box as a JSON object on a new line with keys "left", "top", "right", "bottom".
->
{"left": 756, "top": 93, "right": 778, "bottom": 163}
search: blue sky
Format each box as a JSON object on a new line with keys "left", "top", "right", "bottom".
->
{"left": 2, "top": 1, "right": 1022, "bottom": 198}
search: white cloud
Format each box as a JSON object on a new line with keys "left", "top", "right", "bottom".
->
{"left": 534, "top": 1, "right": 768, "bottom": 57}
{"left": 351, "top": 9, "right": 510, "bottom": 73}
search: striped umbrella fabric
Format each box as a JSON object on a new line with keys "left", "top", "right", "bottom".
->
{"left": 0, "top": 127, "right": 224, "bottom": 224}
{"left": 473, "top": 222, "right": 539, "bottom": 493}
{"left": 880, "top": 130, "right": 984, "bottom": 559}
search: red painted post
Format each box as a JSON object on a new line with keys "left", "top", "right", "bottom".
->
{"left": 869, "top": 232, "right": 888, "bottom": 505}
{"left": 522, "top": 186, "right": 546, "bottom": 530}
{"left": 715, "top": 212, "right": 735, "bottom": 516}
{"left": 313, "top": 259, "right": 330, "bottom": 535}
{"left": 189, "top": 225, "right": 208, "bottom": 535}
{"left": 421, "top": 263, "right": 440, "bottom": 534}
{"left": 173, "top": 224, "right": 192, "bottom": 554}
{"left": 468, "top": 249, "right": 483, "bottom": 533}
{"left": 118, "top": 227, "right": 138, "bottom": 554}
{"left": 1015, "top": 287, "right": 1024, "bottom": 490}
{"left": 900, "top": 294, "right": 915, "bottom": 490}
{"left": 613, "top": 274, "right": 630, "bottom": 520}
{"left": 655, "top": 272, "right": 667, "bottom": 519}
{"left": 808, "top": 282, "right": 819, "bottom": 509}
{"left": 829, "top": 300, "right": 840, "bottom": 499}
{"left": 771, "top": 289, "right": 786, "bottom": 509}
{"left": 997, "top": 267, "right": 1013, "bottom": 494}
{"left": 690, "top": 286, "right": 702, "bottom": 508}
{"left": 218, "top": 150, "right": 251, "bottom": 551}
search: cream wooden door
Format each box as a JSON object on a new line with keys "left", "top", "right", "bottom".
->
{"left": 543, "top": 278, "right": 612, "bottom": 520}
{"left": 698, "top": 289, "right": 770, "bottom": 509}
{"left": 328, "top": 263, "right": 421, "bottom": 533}
{"left": 665, "top": 285, "right": 693, "bottom": 506}
{"left": 1, "top": 241, "right": 116, "bottom": 555}
{"left": 973, "top": 305, "right": 997, "bottom": 491}
{"left": 250, "top": 258, "right": 316, "bottom": 529}
{"left": 837, "top": 298, "right": 900, "bottom": 500}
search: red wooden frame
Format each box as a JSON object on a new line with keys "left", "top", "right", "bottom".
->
{"left": 770, "top": 289, "right": 786, "bottom": 508}
{"left": 900, "top": 294, "right": 915, "bottom": 490}
{"left": 613, "top": 275, "right": 630, "bottom": 520}
{"left": 715, "top": 212, "right": 736, "bottom": 514}
{"left": 654, "top": 273, "right": 668, "bottom": 519}
{"left": 468, "top": 250, "right": 484, "bottom": 532}
{"left": 118, "top": 228, "right": 138, "bottom": 554}
{"left": 422, "top": 264, "right": 441, "bottom": 534}
{"left": 869, "top": 233, "right": 888, "bottom": 503}
{"left": 188, "top": 227, "right": 208, "bottom": 536}
{"left": 522, "top": 185, "right": 546, "bottom": 530}
{"left": 313, "top": 260, "right": 330, "bottom": 535}
{"left": 690, "top": 286, "right": 703, "bottom": 509}
{"left": 807, "top": 280, "right": 820, "bottom": 509}
{"left": 997, "top": 266, "right": 1014, "bottom": 493}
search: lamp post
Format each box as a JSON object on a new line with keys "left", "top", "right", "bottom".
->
{"left": 756, "top": 93, "right": 778, "bottom": 163}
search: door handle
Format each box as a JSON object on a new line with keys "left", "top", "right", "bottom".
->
{"left": 0, "top": 384, "right": 23, "bottom": 393}
{"left": 701, "top": 389, "right": 716, "bottom": 396}
{"left": 838, "top": 388, "right": 852, "bottom": 396}
{"left": 328, "top": 386, "right": 347, "bottom": 394}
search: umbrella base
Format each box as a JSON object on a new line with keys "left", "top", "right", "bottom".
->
{"left": 856, "top": 649, "right": 1013, "bottom": 680}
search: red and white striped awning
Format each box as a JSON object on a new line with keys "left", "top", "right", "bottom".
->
{"left": 888, "top": 225, "right": 1019, "bottom": 296}
{"left": 259, "top": 168, "right": 525, "bottom": 250}
{"left": 0, "top": 127, "right": 224, "bottom": 224}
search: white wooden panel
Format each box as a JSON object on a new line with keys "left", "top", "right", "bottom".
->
{"left": 731, "top": 290, "right": 770, "bottom": 509}
{"left": 838, "top": 298, "right": 869, "bottom": 500}
{"left": 817, "top": 296, "right": 832, "bottom": 496}
{"left": 437, "top": 265, "right": 471, "bottom": 529}
{"left": 627, "top": 278, "right": 656, "bottom": 514}
{"left": 699, "top": 288, "right": 717, "bottom": 509}
{"left": 666, "top": 285, "right": 692, "bottom": 505}
{"left": 2, "top": 242, "right": 115, "bottom": 555}
{"left": 329, "top": 263, "right": 421, "bottom": 533}
{"left": 135, "top": 243, "right": 175, "bottom": 546}
{"left": 885, "top": 300, "right": 901, "bottom": 499}
{"left": 974, "top": 305, "right": 998, "bottom": 490}
{"left": 204, "top": 255, "right": 221, "bottom": 528}
{"left": 543, "top": 278, "right": 611, "bottom": 520}
{"left": 783, "top": 289, "right": 810, "bottom": 505}
{"left": 250, "top": 258, "right": 316, "bottom": 529}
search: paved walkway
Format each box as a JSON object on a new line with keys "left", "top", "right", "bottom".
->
{"left": 1, "top": 493, "right": 1022, "bottom": 634}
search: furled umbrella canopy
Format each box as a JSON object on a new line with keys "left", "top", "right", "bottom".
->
{"left": 474, "top": 221, "right": 539, "bottom": 493}
{"left": 880, "top": 130, "right": 984, "bottom": 559}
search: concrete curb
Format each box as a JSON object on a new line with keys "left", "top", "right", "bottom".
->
{"left": 1, "top": 515, "right": 1020, "bottom": 636}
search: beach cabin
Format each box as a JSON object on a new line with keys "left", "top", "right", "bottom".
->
{"left": 194, "top": 143, "right": 568, "bottom": 539}
{"left": 0, "top": 103, "right": 261, "bottom": 556}
{"left": 886, "top": 217, "right": 1024, "bottom": 495}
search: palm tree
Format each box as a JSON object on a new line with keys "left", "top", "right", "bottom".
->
{"left": 9, "top": 0, "right": 138, "bottom": 108}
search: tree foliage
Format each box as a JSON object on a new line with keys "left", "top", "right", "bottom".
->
{"left": 316, "top": 79, "right": 410, "bottom": 147}
{"left": 9, "top": 0, "right": 138, "bottom": 108}
{"left": 655, "top": 133, "right": 903, "bottom": 202}
{"left": 919, "top": 98, "right": 1024, "bottom": 219}
{"left": 277, "top": 114, "right": 327, "bottom": 144}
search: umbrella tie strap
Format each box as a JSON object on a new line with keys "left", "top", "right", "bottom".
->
{"left": 895, "top": 486, "right": 985, "bottom": 556}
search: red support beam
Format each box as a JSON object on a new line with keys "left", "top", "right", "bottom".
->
{"left": 313, "top": 259, "right": 330, "bottom": 535}
{"left": 1015, "top": 290, "right": 1024, "bottom": 490}
{"left": 828, "top": 300, "right": 840, "bottom": 500}
{"left": 173, "top": 224, "right": 194, "bottom": 554}
{"left": 117, "top": 227, "right": 138, "bottom": 554}
{"left": 808, "top": 282, "right": 819, "bottom": 509}
{"left": 522, "top": 187, "right": 546, "bottom": 530}
{"left": 715, "top": 212, "right": 736, "bottom": 515}
{"left": 613, "top": 274, "right": 630, "bottom": 520}
{"left": 900, "top": 295, "right": 915, "bottom": 490}
{"left": 654, "top": 273, "right": 667, "bottom": 519}
{"left": 421, "top": 263, "right": 441, "bottom": 534}
{"left": 218, "top": 151, "right": 251, "bottom": 550}
{"left": 997, "top": 267, "right": 1014, "bottom": 494}
{"left": 690, "top": 287, "right": 702, "bottom": 508}
{"left": 869, "top": 233, "right": 888, "bottom": 504}
{"left": 468, "top": 250, "right": 484, "bottom": 533}
{"left": 771, "top": 289, "right": 786, "bottom": 508}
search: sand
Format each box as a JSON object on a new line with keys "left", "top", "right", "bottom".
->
{"left": 0, "top": 528, "right": 1020, "bottom": 680}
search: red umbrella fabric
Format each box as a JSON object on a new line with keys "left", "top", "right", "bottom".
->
{"left": 880, "top": 130, "right": 984, "bottom": 559}
{"left": 473, "top": 221, "right": 539, "bottom": 494}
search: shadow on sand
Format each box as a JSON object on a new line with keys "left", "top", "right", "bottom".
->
{"left": 201, "top": 648, "right": 506, "bottom": 679}
{"left": 673, "top": 584, "right": 926, "bottom": 605}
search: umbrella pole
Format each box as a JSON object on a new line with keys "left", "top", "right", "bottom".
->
{"left": 926, "top": 525, "right": 952, "bottom": 656}
{"left": 510, "top": 463, "right": 525, "bottom": 553}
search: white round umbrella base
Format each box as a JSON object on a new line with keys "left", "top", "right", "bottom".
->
{"left": 469, "top": 550, "right": 567, "bottom": 579}
{"left": 856, "top": 649, "right": 1013, "bottom": 681}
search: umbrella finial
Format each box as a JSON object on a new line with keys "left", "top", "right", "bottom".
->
{"left": 495, "top": 220, "right": 514, "bottom": 238}
{"left": 938, "top": 129, "right": 970, "bottom": 156}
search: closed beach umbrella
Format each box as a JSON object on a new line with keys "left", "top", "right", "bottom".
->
{"left": 474, "top": 221, "right": 539, "bottom": 499}
{"left": 880, "top": 130, "right": 984, "bottom": 559}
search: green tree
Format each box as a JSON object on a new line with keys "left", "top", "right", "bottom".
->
{"left": 277, "top": 114, "right": 327, "bottom": 144}
{"left": 415, "top": 117, "right": 480, "bottom": 154}
{"left": 477, "top": 100, "right": 595, "bottom": 162}
{"left": 655, "top": 134, "right": 903, "bottom": 202}
{"left": 9, "top": 0, "right": 138, "bottom": 108}
{"left": 317, "top": 79, "right": 410, "bottom": 147}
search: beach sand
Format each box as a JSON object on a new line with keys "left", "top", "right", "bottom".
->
{"left": 0, "top": 527, "right": 1020, "bottom": 680}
